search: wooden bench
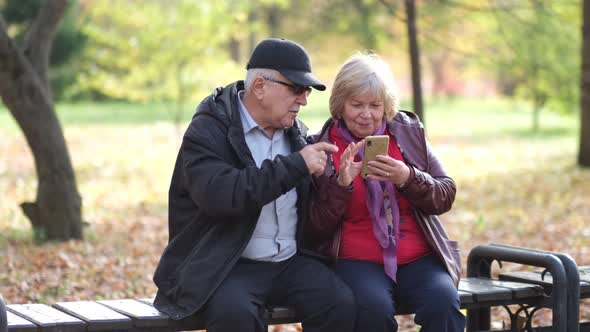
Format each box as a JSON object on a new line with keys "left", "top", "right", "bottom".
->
{"left": 0, "top": 244, "right": 580, "bottom": 332}
{"left": 2, "top": 279, "right": 544, "bottom": 332}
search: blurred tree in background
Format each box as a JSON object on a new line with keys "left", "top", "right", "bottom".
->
{"left": 580, "top": 0, "right": 590, "bottom": 167}
{"left": 0, "top": 0, "right": 83, "bottom": 241}
{"left": 75, "top": 0, "right": 237, "bottom": 124}
{"left": 487, "top": 0, "right": 580, "bottom": 132}
{"left": 1, "top": 0, "right": 86, "bottom": 100}
{"left": 1, "top": 0, "right": 581, "bottom": 127}
{"left": 74, "top": 0, "right": 291, "bottom": 125}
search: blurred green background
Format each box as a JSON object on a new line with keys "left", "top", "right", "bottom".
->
{"left": 0, "top": 0, "right": 583, "bottom": 127}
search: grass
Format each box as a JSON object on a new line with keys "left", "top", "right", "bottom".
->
{"left": 0, "top": 93, "right": 577, "bottom": 134}
{"left": 0, "top": 97, "right": 588, "bottom": 328}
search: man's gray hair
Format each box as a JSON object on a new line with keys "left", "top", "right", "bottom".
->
{"left": 244, "top": 68, "right": 278, "bottom": 91}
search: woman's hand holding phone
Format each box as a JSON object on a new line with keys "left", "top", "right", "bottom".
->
{"left": 359, "top": 135, "right": 410, "bottom": 186}
{"left": 366, "top": 155, "right": 410, "bottom": 186}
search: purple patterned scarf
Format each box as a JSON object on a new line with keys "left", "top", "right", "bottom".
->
{"left": 336, "top": 120, "right": 400, "bottom": 282}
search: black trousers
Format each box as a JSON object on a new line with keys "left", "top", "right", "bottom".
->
{"left": 202, "top": 254, "right": 356, "bottom": 332}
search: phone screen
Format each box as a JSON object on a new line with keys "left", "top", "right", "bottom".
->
{"left": 361, "top": 135, "right": 389, "bottom": 178}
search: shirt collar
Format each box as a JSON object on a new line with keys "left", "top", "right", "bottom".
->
{"left": 237, "top": 90, "right": 258, "bottom": 135}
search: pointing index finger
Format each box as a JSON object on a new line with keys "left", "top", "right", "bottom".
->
{"left": 315, "top": 142, "right": 339, "bottom": 153}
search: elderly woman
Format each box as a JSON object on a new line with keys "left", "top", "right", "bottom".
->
{"left": 306, "top": 53, "right": 465, "bottom": 332}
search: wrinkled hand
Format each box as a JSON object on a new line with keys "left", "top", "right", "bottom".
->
{"left": 300, "top": 142, "right": 339, "bottom": 176}
{"left": 336, "top": 140, "right": 365, "bottom": 187}
{"left": 366, "top": 154, "right": 410, "bottom": 186}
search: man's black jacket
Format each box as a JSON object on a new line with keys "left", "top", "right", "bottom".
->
{"left": 152, "top": 81, "right": 314, "bottom": 320}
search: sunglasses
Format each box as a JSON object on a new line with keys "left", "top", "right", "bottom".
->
{"left": 263, "top": 77, "right": 312, "bottom": 97}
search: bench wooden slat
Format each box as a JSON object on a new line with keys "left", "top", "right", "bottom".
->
{"left": 577, "top": 266, "right": 590, "bottom": 296}
{"left": 459, "top": 278, "right": 513, "bottom": 302}
{"left": 137, "top": 298, "right": 154, "bottom": 306}
{"left": 463, "top": 277, "right": 543, "bottom": 299}
{"left": 7, "top": 304, "right": 85, "bottom": 332}
{"left": 458, "top": 290, "right": 474, "bottom": 305}
{"left": 97, "top": 299, "right": 171, "bottom": 328}
{"left": 138, "top": 297, "right": 293, "bottom": 328}
{"left": 127, "top": 299, "right": 206, "bottom": 331}
{"left": 501, "top": 268, "right": 590, "bottom": 298}
{"left": 500, "top": 270, "right": 554, "bottom": 287}
{"left": 53, "top": 301, "right": 133, "bottom": 331}
{"left": 6, "top": 310, "right": 38, "bottom": 332}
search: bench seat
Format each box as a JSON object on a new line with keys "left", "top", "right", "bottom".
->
{"left": 6, "top": 277, "right": 544, "bottom": 331}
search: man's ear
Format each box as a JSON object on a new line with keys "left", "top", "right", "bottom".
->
{"left": 252, "top": 76, "right": 266, "bottom": 99}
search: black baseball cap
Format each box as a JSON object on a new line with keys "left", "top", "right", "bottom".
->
{"left": 246, "top": 38, "right": 326, "bottom": 91}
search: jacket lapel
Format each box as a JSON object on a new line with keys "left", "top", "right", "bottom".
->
{"left": 227, "top": 85, "right": 257, "bottom": 168}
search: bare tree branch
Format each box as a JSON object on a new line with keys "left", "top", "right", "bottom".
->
{"left": 0, "top": 11, "right": 47, "bottom": 111}
{"left": 378, "top": 0, "right": 406, "bottom": 22}
{"left": 441, "top": 0, "right": 500, "bottom": 12}
{"left": 22, "top": 0, "right": 68, "bottom": 102}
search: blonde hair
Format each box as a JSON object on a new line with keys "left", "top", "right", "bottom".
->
{"left": 329, "top": 53, "right": 399, "bottom": 121}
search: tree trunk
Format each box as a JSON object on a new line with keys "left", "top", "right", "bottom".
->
{"left": 0, "top": 0, "right": 83, "bottom": 241}
{"left": 353, "top": 0, "right": 377, "bottom": 50}
{"left": 405, "top": 0, "right": 425, "bottom": 125}
{"left": 532, "top": 98, "right": 541, "bottom": 133}
{"left": 267, "top": 4, "right": 280, "bottom": 37}
{"left": 531, "top": 90, "right": 547, "bottom": 133}
{"left": 427, "top": 51, "right": 448, "bottom": 98}
{"left": 579, "top": 0, "right": 590, "bottom": 167}
{"left": 228, "top": 37, "right": 240, "bottom": 63}
{"left": 248, "top": 10, "right": 258, "bottom": 55}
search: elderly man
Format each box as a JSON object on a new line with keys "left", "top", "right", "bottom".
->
{"left": 153, "top": 38, "right": 355, "bottom": 332}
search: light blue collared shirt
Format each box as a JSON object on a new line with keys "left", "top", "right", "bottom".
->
{"left": 237, "top": 91, "right": 298, "bottom": 262}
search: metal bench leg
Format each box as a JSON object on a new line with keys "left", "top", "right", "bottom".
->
{"left": 0, "top": 293, "right": 7, "bottom": 332}
{"left": 466, "top": 257, "right": 492, "bottom": 332}
{"left": 466, "top": 308, "right": 490, "bottom": 332}
{"left": 491, "top": 244, "right": 580, "bottom": 332}
{"left": 467, "top": 244, "right": 568, "bottom": 332}
{"left": 558, "top": 254, "right": 581, "bottom": 332}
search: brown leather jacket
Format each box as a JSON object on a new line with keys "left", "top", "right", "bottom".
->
{"left": 305, "top": 111, "right": 462, "bottom": 286}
